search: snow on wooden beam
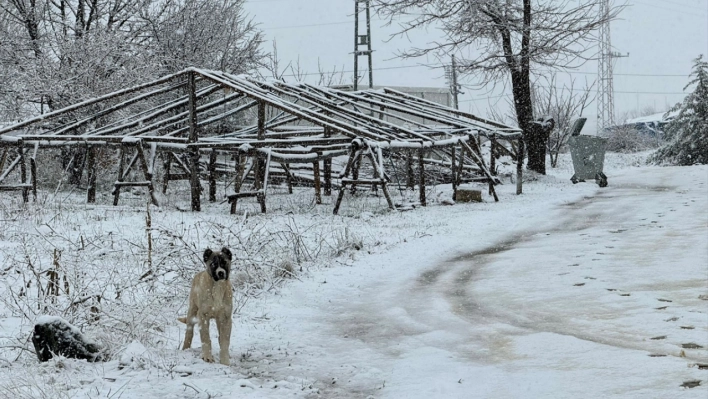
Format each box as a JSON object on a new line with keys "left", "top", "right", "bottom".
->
{"left": 380, "top": 88, "right": 520, "bottom": 132}
{"left": 0, "top": 71, "right": 189, "bottom": 135}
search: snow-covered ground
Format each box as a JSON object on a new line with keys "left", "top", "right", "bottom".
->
{"left": 0, "top": 152, "right": 706, "bottom": 398}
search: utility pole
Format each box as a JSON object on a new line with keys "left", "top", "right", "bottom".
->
{"left": 597, "top": 0, "right": 628, "bottom": 132}
{"left": 353, "top": 0, "right": 373, "bottom": 90}
{"left": 444, "top": 55, "right": 461, "bottom": 110}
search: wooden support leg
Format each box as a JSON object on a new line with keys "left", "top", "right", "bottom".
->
{"left": 333, "top": 186, "right": 346, "bottom": 215}
{"left": 406, "top": 150, "right": 415, "bottom": 189}
{"left": 86, "top": 146, "right": 96, "bottom": 203}
{"left": 30, "top": 157, "right": 37, "bottom": 201}
{"left": 365, "top": 152, "right": 379, "bottom": 194}
{"left": 208, "top": 149, "right": 217, "bottom": 202}
{"left": 257, "top": 192, "right": 267, "bottom": 213}
{"left": 18, "top": 144, "right": 28, "bottom": 203}
{"left": 418, "top": 148, "right": 426, "bottom": 207}
{"left": 189, "top": 147, "right": 200, "bottom": 211}
{"left": 252, "top": 156, "right": 266, "bottom": 214}
{"left": 451, "top": 146, "right": 457, "bottom": 200}
{"left": 162, "top": 153, "right": 172, "bottom": 194}
{"left": 135, "top": 141, "right": 158, "bottom": 206}
{"left": 281, "top": 163, "right": 293, "bottom": 194}
{"left": 516, "top": 138, "right": 524, "bottom": 195}
{"left": 0, "top": 148, "right": 7, "bottom": 175}
{"left": 113, "top": 145, "right": 126, "bottom": 206}
{"left": 230, "top": 154, "right": 244, "bottom": 214}
{"left": 375, "top": 148, "right": 395, "bottom": 211}
{"left": 313, "top": 160, "right": 322, "bottom": 205}
{"left": 323, "top": 159, "right": 332, "bottom": 196}
{"left": 350, "top": 151, "right": 361, "bottom": 195}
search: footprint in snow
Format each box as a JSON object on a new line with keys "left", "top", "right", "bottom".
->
{"left": 681, "top": 343, "right": 703, "bottom": 349}
{"left": 681, "top": 380, "right": 702, "bottom": 389}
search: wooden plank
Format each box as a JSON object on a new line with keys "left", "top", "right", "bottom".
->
{"left": 113, "top": 181, "right": 152, "bottom": 187}
{"left": 0, "top": 184, "right": 32, "bottom": 191}
{"left": 341, "top": 178, "right": 385, "bottom": 185}
{"left": 227, "top": 191, "right": 261, "bottom": 200}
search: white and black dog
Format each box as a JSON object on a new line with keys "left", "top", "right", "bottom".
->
{"left": 179, "top": 247, "right": 233, "bottom": 365}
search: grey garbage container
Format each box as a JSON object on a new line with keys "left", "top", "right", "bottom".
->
{"left": 567, "top": 118, "right": 608, "bottom": 187}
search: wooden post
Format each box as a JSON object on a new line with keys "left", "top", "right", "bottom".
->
{"left": 281, "top": 163, "right": 293, "bottom": 194}
{"left": 230, "top": 153, "right": 245, "bottom": 214}
{"left": 187, "top": 71, "right": 201, "bottom": 212}
{"left": 418, "top": 147, "right": 426, "bottom": 206}
{"left": 30, "top": 157, "right": 37, "bottom": 201}
{"left": 516, "top": 138, "right": 524, "bottom": 195}
{"left": 489, "top": 135, "right": 497, "bottom": 196}
{"left": 350, "top": 150, "right": 361, "bottom": 195}
{"left": 17, "top": 142, "right": 28, "bottom": 203}
{"left": 208, "top": 149, "right": 217, "bottom": 202}
{"left": 451, "top": 145, "right": 457, "bottom": 200}
{"left": 86, "top": 145, "right": 96, "bottom": 203}
{"left": 135, "top": 140, "right": 157, "bottom": 206}
{"left": 313, "top": 159, "right": 322, "bottom": 205}
{"left": 323, "top": 128, "right": 332, "bottom": 196}
{"left": 333, "top": 144, "right": 359, "bottom": 215}
{"left": 406, "top": 150, "right": 415, "bottom": 189}
{"left": 257, "top": 101, "right": 266, "bottom": 140}
{"left": 161, "top": 153, "right": 170, "bottom": 194}
{"left": 113, "top": 145, "right": 126, "bottom": 206}
{"left": 376, "top": 147, "right": 395, "bottom": 211}
{"left": 0, "top": 148, "right": 7, "bottom": 175}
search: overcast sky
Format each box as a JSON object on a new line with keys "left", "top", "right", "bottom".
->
{"left": 243, "top": 0, "right": 708, "bottom": 133}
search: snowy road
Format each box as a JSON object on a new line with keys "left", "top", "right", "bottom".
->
{"left": 3, "top": 164, "right": 704, "bottom": 399}
{"left": 259, "top": 166, "right": 708, "bottom": 398}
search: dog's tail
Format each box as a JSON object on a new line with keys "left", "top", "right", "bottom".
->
{"left": 177, "top": 316, "right": 187, "bottom": 324}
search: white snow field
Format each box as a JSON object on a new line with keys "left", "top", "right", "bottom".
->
{"left": 0, "top": 153, "right": 706, "bottom": 399}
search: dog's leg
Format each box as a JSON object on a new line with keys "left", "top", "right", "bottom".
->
{"left": 182, "top": 304, "right": 198, "bottom": 350}
{"left": 216, "top": 315, "right": 232, "bottom": 365}
{"left": 199, "top": 315, "right": 215, "bottom": 363}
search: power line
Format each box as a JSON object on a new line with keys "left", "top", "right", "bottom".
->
{"left": 263, "top": 20, "right": 354, "bottom": 30}
{"left": 460, "top": 87, "right": 687, "bottom": 104}
{"left": 632, "top": 0, "right": 708, "bottom": 17}
{"left": 279, "top": 61, "right": 689, "bottom": 78}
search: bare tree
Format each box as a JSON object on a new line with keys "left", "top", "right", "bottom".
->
{"left": 147, "top": 0, "right": 264, "bottom": 75}
{"left": 533, "top": 74, "right": 594, "bottom": 168}
{"left": 374, "top": 0, "right": 624, "bottom": 174}
{"left": 0, "top": 0, "right": 265, "bottom": 184}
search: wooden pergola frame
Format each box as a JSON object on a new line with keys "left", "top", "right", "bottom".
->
{"left": 0, "top": 68, "right": 524, "bottom": 214}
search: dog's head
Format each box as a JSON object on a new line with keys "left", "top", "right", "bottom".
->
{"left": 203, "top": 247, "right": 232, "bottom": 282}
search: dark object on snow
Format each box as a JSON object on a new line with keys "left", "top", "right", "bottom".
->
{"left": 568, "top": 118, "right": 608, "bottom": 187}
{"left": 456, "top": 188, "right": 483, "bottom": 203}
{"left": 31, "top": 317, "right": 105, "bottom": 362}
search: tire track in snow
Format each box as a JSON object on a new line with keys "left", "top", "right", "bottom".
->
{"left": 427, "top": 179, "right": 708, "bottom": 364}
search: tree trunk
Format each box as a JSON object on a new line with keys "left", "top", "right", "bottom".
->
{"left": 509, "top": 0, "right": 547, "bottom": 175}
